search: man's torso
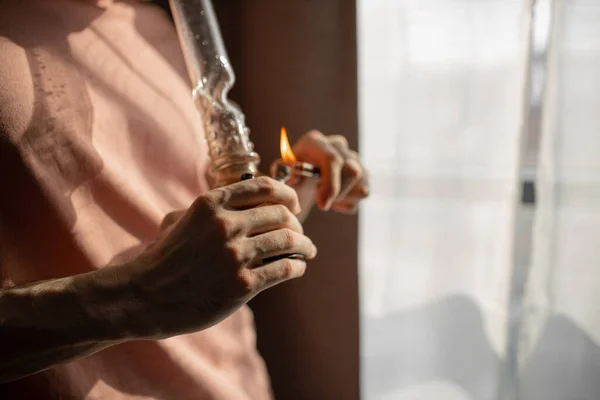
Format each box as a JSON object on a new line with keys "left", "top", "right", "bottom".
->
{"left": 0, "top": 1, "right": 271, "bottom": 398}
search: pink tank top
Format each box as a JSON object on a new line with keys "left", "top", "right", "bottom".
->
{"left": 0, "top": 1, "right": 272, "bottom": 398}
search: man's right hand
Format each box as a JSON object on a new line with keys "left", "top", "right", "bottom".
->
{"left": 128, "top": 176, "right": 317, "bottom": 339}
{"left": 0, "top": 176, "right": 315, "bottom": 382}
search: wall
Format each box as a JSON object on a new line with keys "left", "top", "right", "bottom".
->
{"left": 216, "top": 2, "right": 360, "bottom": 399}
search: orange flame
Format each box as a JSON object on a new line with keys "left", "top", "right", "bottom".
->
{"left": 280, "top": 127, "right": 297, "bottom": 163}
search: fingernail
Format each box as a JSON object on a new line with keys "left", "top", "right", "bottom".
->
{"left": 318, "top": 194, "right": 329, "bottom": 210}
{"left": 318, "top": 199, "right": 327, "bottom": 211}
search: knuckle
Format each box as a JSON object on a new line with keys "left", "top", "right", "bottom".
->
{"left": 224, "top": 241, "right": 247, "bottom": 265}
{"left": 160, "top": 211, "right": 183, "bottom": 230}
{"left": 280, "top": 259, "right": 306, "bottom": 280}
{"left": 214, "top": 214, "right": 241, "bottom": 238}
{"left": 199, "top": 190, "right": 225, "bottom": 213}
{"left": 330, "top": 134, "right": 348, "bottom": 147}
{"left": 234, "top": 270, "right": 256, "bottom": 295}
{"left": 345, "top": 160, "right": 363, "bottom": 180}
{"left": 281, "top": 228, "right": 296, "bottom": 248}
{"left": 280, "top": 259, "right": 295, "bottom": 279}
{"left": 307, "top": 129, "right": 324, "bottom": 140}
{"left": 357, "top": 172, "right": 370, "bottom": 197}
{"left": 190, "top": 196, "right": 218, "bottom": 221}
{"left": 358, "top": 184, "right": 370, "bottom": 197}
{"left": 192, "top": 195, "right": 211, "bottom": 211}
{"left": 209, "top": 188, "right": 229, "bottom": 206}
{"left": 162, "top": 212, "right": 177, "bottom": 224}
{"left": 255, "top": 176, "right": 276, "bottom": 194}
{"left": 325, "top": 151, "right": 344, "bottom": 166}
{"left": 215, "top": 214, "right": 231, "bottom": 233}
{"left": 274, "top": 204, "right": 291, "bottom": 221}
{"left": 281, "top": 208, "right": 302, "bottom": 233}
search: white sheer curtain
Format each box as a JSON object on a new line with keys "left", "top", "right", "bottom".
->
{"left": 358, "top": 1, "right": 531, "bottom": 398}
{"left": 520, "top": 0, "right": 600, "bottom": 399}
{"left": 357, "top": 0, "right": 600, "bottom": 398}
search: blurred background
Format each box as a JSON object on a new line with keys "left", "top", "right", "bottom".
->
{"left": 358, "top": 0, "right": 600, "bottom": 399}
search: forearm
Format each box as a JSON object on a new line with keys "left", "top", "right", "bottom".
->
{"left": 0, "top": 265, "right": 143, "bottom": 383}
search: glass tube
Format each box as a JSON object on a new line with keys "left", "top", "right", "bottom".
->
{"left": 169, "top": 0, "right": 260, "bottom": 186}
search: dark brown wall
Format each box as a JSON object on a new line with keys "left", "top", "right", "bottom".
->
{"left": 215, "top": 2, "right": 360, "bottom": 399}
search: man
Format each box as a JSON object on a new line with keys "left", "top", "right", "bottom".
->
{"left": 0, "top": 0, "right": 368, "bottom": 398}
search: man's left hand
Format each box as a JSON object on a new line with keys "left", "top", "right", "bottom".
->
{"left": 290, "top": 130, "right": 369, "bottom": 216}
